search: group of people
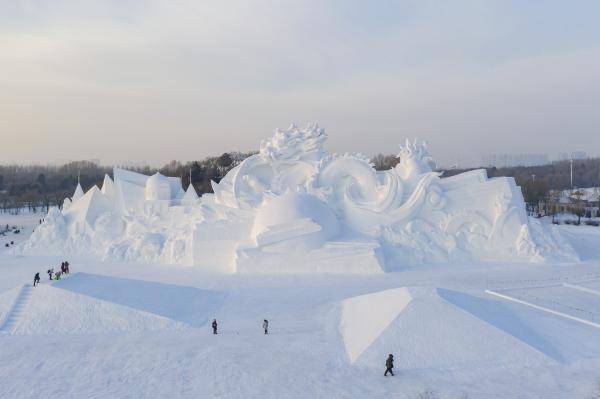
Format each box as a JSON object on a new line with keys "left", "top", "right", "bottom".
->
{"left": 211, "top": 319, "right": 269, "bottom": 335}
{"left": 33, "top": 261, "right": 71, "bottom": 286}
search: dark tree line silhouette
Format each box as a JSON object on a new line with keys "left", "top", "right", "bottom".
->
{"left": 2, "top": 153, "right": 599, "bottom": 213}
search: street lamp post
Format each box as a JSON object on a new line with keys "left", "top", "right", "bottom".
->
{"left": 570, "top": 158, "right": 574, "bottom": 191}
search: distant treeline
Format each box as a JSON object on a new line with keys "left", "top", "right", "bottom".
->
{"left": 0, "top": 152, "right": 254, "bottom": 213}
{"left": 2, "top": 152, "right": 599, "bottom": 212}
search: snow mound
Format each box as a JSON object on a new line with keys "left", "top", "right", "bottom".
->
{"left": 339, "top": 287, "right": 560, "bottom": 370}
{"left": 0, "top": 284, "right": 190, "bottom": 335}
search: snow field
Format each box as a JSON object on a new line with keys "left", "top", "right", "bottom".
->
{"left": 1, "top": 230, "right": 600, "bottom": 397}
{"left": 496, "top": 283, "right": 600, "bottom": 325}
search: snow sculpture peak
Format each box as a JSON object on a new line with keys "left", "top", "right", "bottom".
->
{"left": 101, "top": 175, "right": 114, "bottom": 196}
{"left": 72, "top": 183, "right": 84, "bottom": 202}
{"left": 395, "top": 139, "right": 433, "bottom": 180}
{"left": 182, "top": 183, "right": 199, "bottom": 205}
{"left": 259, "top": 123, "right": 327, "bottom": 162}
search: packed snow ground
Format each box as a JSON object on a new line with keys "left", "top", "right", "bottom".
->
{"left": 0, "top": 209, "right": 46, "bottom": 248}
{"left": 1, "top": 214, "right": 600, "bottom": 398}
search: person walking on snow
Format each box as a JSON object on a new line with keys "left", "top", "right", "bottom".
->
{"left": 33, "top": 273, "right": 40, "bottom": 287}
{"left": 263, "top": 319, "right": 269, "bottom": 334}
{"left": 384, "top": 354, "right": 395, "bottom": 376}
{"left": 60, "top": 262, "right": 66, "bottom": 274}
{"left": 64, "top": 261, "right": 70, "bottom": 274}
{"left": 212, "top": 319, "right": 218, "bottom": 334}
{"left": 47, "top": 269, "right": 53, "bottom": 280}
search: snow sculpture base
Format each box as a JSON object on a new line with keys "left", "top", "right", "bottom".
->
{"left": 236, "top": 241, "right": 384, "bottom": 274}
{"left": 20, "top": 124, "right": 577, "bottom": 272}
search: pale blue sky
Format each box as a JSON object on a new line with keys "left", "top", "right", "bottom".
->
{"left": 1, "top": 0, "right": 599, "bottom": 166}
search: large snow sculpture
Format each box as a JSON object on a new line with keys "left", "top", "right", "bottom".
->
{"left": 20, "top": 124, "right": 577, "bottom": 272}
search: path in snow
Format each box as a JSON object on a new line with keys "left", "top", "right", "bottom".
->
{"left": 0, "top": 285, "right": 32, "bottom": 333}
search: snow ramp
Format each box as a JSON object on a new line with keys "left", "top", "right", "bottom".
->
{"left": 53, "top": 273, "right": 224, "bottom": 327}
{"left": 0, "top": 285, "right": 189, "bottom": 335}
{"left": 339, "top": 287, "right": 560, "bottom": 370}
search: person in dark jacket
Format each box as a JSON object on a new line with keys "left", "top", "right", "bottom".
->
{"left": 33, "top": 273, "right": 40, "bottom": 287}
{"left": 47, "top": 269, "right": 53, "bottom": 280}
{"left": 64, "top": 261, "right": 70, "bottom": 274}
{"left": 384, "top": 354, "right": 394, "bottom": 376}
{"left": 263, "top": 319, "right": 269, "bottom": 334}
{"left": 212, "top": 319, "right": 218, "bottom": 334}
{"left": 60, "top": 262, "right": 66, "bottom": 274}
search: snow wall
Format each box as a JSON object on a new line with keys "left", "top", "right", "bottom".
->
{"left": 19, "top": 124, "right": 577, "bottom": 273}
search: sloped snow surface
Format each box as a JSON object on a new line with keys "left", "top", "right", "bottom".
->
{"left": 53, "top": 273, "right": 224, "bottom": 327}
{"left": 1, "top": 284, "right": 189, "bottom": 335}
{"left": 340, "top": 287, "right": 558, "bottom": 370}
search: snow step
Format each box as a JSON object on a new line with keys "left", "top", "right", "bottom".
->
{"left": 0, "top": 285, "right": 34, "bottom": 333}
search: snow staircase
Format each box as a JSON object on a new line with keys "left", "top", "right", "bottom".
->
{"left": 0, "top": 284, "right": 33, "bottom": 333}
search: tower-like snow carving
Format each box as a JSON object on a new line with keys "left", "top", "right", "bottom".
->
{"left": 20, "top": 124, "right": 577, "bottom": 272}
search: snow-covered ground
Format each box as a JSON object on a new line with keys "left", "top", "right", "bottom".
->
{"left": 1, "top": 213, "right": 600, "bottom": 398}
{"left": 0, "top": 209, "right": 46, "bottom": 249}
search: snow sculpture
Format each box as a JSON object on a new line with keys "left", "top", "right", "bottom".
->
{"left": 20, "top": 123, "right": 577, "bottom": 272}
{"left": 181, "top": 184, "right": 199, "bottom": 206}
{"left": 72, "top": 183, "right": 84, "bottom": 202}
{"left": 101, "top": 175, "right": 115, "bottom": 199}
{"left": 145, "top": 173, "right": 172, "bottom": 201}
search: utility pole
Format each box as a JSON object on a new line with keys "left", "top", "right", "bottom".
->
{"left": 189, "top": 169, "right": 192, "bottom": 188}
{"left": 570, "top": 158, "right": 574, "bottom": 191}
{"left": 532, "top": 174, "right": 535, "bottom": 184}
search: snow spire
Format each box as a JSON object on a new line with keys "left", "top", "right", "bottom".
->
{"left": 72, "top": 182, "right": 84, "bottom": 202}
{"left": 182, "top": 182, "right": 199, "bottom": 205}
{"left": 101, "top": 174, "right": 115, "bottom": 199}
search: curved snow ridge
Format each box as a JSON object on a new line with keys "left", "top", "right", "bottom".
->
{"left": 1, "top": 284, "right": 192, "bottom": 335}
{"left": 339, "top": 286, "right": 561, "bottom": 370}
